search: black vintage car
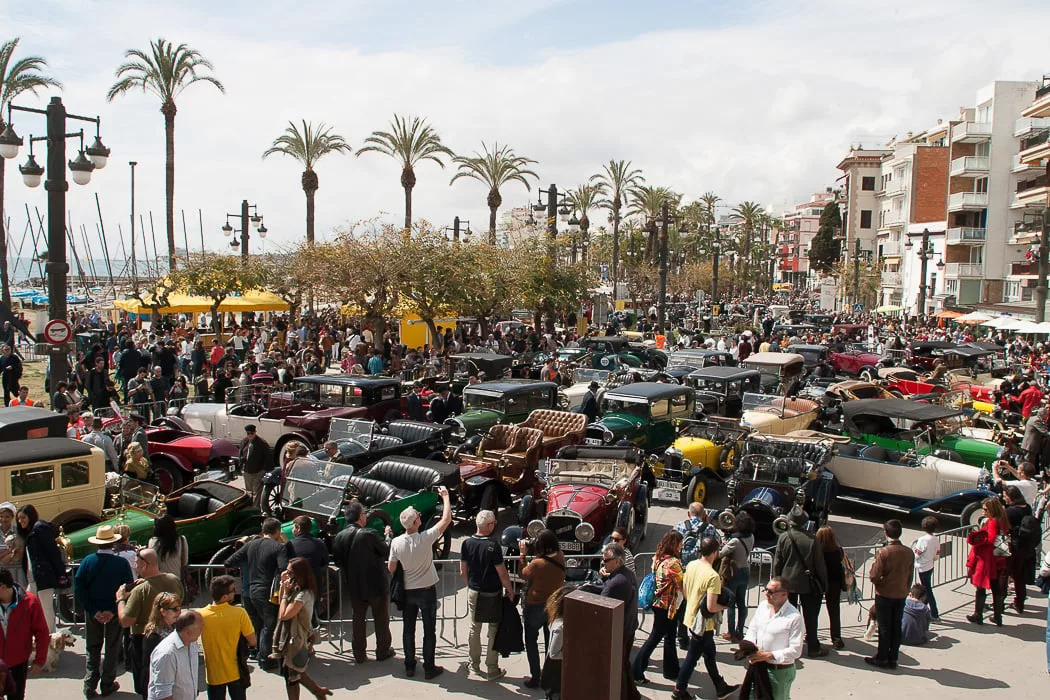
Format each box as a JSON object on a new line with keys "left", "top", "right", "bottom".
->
{"left": 788, "top": 344, "right": 834, "bottom": 378}
{"left": 684, "top": 367, "right": 762, "bottom": 418}
{"left": 308, "top": 417, "right": 452, "bottom": 466}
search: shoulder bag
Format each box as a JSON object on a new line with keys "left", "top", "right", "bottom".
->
{"left": 788, "top": 532, "right": 824, "bottom": 594}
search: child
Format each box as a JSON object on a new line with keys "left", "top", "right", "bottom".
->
{"left": 901, "top": 583, "right": 932, "bottom": 645}
{"left": 911, "top": 516, "right": 940, "bottom": 619}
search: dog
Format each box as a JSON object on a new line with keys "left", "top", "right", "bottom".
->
{"left": 40, "top": 631, "right": 75, "bottom": 673}
{"left": 863, "top": 604, "right": 878, "bottom": 642}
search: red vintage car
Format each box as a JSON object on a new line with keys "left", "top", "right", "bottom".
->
{"left": 829, "top": 347, "right": 884, "bottom": 379}
{"left": 877, "top": 367, "right": 947, "bottom": 397}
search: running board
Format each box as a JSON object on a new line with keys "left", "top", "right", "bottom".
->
{"left": 835, "top": 494, "right": 912, "bottom": 513}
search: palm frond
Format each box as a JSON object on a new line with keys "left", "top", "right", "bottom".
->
{"left": 0, "top": 38, "right": 62, "bottom": 110}
{"left": 356, "top": 114, "right": 453, "bottom": 167}
{"left": 263, "top": 119, "right": 351, "bottom": 167}
{"left": 108, "top": 38, "right": 223, "bottom": 104}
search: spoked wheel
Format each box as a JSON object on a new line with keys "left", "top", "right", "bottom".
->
{"left": 261, "top": 482, "right": 281, "bottom": 516}
{"left": 152, "top": 459, "right": 184, "bottom": 495}
{"left": 278, "top": 437, "right": 312, "bottom": 468}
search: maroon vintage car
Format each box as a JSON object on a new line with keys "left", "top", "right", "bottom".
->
{"left": 509, "top": 445, "right": 648, "bottom": 575}
{"left": 829, "top": 346, "right": 884, "bottom": 379}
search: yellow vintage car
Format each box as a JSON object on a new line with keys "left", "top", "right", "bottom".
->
{"left": 649, "top": 419, "right": 750, "bottom": 506}
{"left": 740, "top": 394, "right": 821, "bottom": 435}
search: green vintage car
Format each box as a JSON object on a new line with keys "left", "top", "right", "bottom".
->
{"left": 842, "top": 399, "right": 1004, "bottom": 469}
{"left": 445, "top": 380, "right": 559, "bottom": 447}
{"left": 61, "top": 478, "right": 261, "bottom": 562}
{"left": 584, "top": 383, "right": 696, "bottom": 451}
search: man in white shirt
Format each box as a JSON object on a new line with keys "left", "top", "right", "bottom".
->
{"left": 388, "top": 486, "right": 451, "bottom": 681}
{"left": 744, "top": 576, "right": 804, "bottom": 700}
{"left": 992, "top": 460, "right": 1039, "bottom": 507}
{"left": 148, "top": 610, "right": 202, "bottom": 700}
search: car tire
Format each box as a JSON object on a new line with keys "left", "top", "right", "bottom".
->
{"left": 685, "top": 473, "right": 707, "bottom": 506}
{"left": 860, "top": 368, "right": 876, "bottom": 381}
{"left": 261, "top": 482, "right": 280, "bottom": 516}
{"left": 479, "top": 482, "right": 500, "bottom": 519}
{"left": 518, "top": 494, "right": 534, "bottom": 526}
{"left": 960, "top": 500, "right": 984, "bottom": 528}
{"left": 152, "top": 458, "right": 184, "bottom": 495}
{"left": 276, "top": 436, "right": 312, "bottom": 468}
{"left": 208, "top": 542, "right": 245, "bottom": 602}
{"left": 57, "top": 590, "right": 84, "bottom": 625}
{"left": 424, "top": 512, "right": 452, "bottom": 560}
{"left": 366, "top": 508, "right": 393, "bottom": 528}
{"left": 634, "top": 485, "right": 648, "bottom": 542}
{"left": 60, "top": 516, "right": 100, "bottom": 535}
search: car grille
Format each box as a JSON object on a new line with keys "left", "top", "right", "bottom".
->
{"left": 546, "top": 513, "right": 582, "bottom": 541}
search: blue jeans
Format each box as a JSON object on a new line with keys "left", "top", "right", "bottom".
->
{"left": 403, "top": 586, "right": 438, "bottom": 672}
{"left": 523, "top": 602, "right": 549, "bottom": 681}
{"left": 724, "top": 569, "right": 749, "bottom": 637}
{"left": 245, "top": 596, "right": 278, "bottom": 660}
{"left": 918, "top": 569, "right": 939, "bottom": 618}
{"left": 631, "top": 606, "right": 680, "bottom": 680}
{"left": 675, "top": 629, "right": 726, "bottom": 694}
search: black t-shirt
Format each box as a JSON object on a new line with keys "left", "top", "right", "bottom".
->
{"left": 460, "top": 535, "right": 504, "bottom": 593}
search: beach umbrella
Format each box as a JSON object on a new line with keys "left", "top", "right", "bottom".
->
{"left": 954, "top": 311, "right": 992, "bottom": 324}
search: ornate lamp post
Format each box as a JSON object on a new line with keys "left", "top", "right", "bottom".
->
{"left": 904, "top": 228, "right": 944, "bottom": 317}
{"left": 222, "top": 200, "right": 266, "bottom": 260}
{"left": 443, "top": 216, "right": 471, "bottom": 243}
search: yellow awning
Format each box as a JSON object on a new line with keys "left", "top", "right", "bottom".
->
{"left": 114, "top": 290, "right": 289, "bottom": 315}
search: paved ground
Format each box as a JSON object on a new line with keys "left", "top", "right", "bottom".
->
{"left": 34, "top": 486, "right": 1050, "bottom": 699}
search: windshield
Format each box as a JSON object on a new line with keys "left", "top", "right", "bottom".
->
{"left": 573, "top": 368, "right": 610, "bottom": 385}
{"left": 848, "top": 385, "right": 887, "bottom": 399}
{"left": 690, "top": 377, "right": 727, "bottom": 395}
{"left": 464, "top": 391, "right": 503, "bottom": 411}
{"left": 281, "top": 459, "right": 356, "bottom": 517}
{"left": 601, "top": 397, "right": 650, "bottom": 419}
{"left": 795, "top": 349, "right": 823, "bottom": 363}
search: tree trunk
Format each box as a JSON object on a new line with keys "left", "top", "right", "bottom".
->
{"left": 424, "top": 317, "right": 439, "bottom": 344}
{"left": 0, "top": 155, "right": 9, "bottom": 307}
{"left": 477, "top": 315, "right": 491, "bottom": 339}
{"left": 401, "top": 164, "right": 416, "bottom": 235}
{"left": 303, "top": 170, "right": 318, "bottom": 313}
{"left": 162, "top": 101, "right": 177, "bottom": 272}
{"left": 488, "top": 206, "right": 497, "bottom": 245}
{"left": 742, "top": 227, "right": 752, "bottom": 293}
{"left": 611, "top": 204, "right": 620, "bottom": 303}
{"left": 581, "top": 220, "right": 589, "bottom": 266}
{"left": 212, "top": 301, "right": 224, "bottom": 343}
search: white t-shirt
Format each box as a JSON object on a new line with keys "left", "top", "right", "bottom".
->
{"left": 912, "top": 533, "right": 937, "bottom": 573}
{"left": 389, "top": 526, "right": 441, "bottom": 590}
{"left": 1013, "top": 478, "right": 1038, "bottom": 508}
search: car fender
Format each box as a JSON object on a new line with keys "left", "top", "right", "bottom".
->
{"left": 262, "top": 467, "right": 283, "bottom": 487}
{"left": 153, "top": 451, "right": 194, "bottom": 474}
{"left": 909, "top": 488, "right": 996, "bottom": 514}
{"left": 687, "top": 464, "right": 726, "bottom": 483}
{"left": 210, "top": 438, "right": 239, "bottom": 460}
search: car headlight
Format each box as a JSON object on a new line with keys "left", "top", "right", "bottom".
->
{"left": 575, "top": 522, "right": 595, "bottom": 542}
{"left": 566, "top": 558, "right": 580, "bottom": 568}
{"left": 995, "top": 446, "right": 1005, "bottom": 460}
{"left": 603, "top": 429, "right": 614, "bottom": 442}
{"left": 526, "top": 519, "right": 544, "bottom": 538}
{"left": 452, "top": 422, "right": 466, "bottom": 438}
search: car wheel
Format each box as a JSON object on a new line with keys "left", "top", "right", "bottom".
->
{"left": 208, "top": 542, "right": 245, "bottom": 602}
{"left": 277, "top": 437, "right": 312, "bottom": 468}
{"left": 152, "top": 459, "right": 184, "bottom": 495}
{"left": 634, "top": 486, "right": 649, "bottom": 542}
{"left": 860, "top": 368, "right": 876, "bottom": 381}
{"left": 960, "top": 500, "right": 984, "bottom": 528}
{"left": 686, "top": 473, "right": 707, "bottom": 506}
{"left": 479, "top": 483, "right": 500, "bottom": 519}
{"left": 423, "top": 512, "right": 452, "bottom": 560}
{"left": 57, "top": 590, "right": 84, "bottom": 624}
{"left": 366, "top": 508, "right": 393, "bottom": 529}
{"left": 261, "top": 482, "right": 280, "bottom": 516}
{"left": 60, "top": 516, "right": 100, "bottom": 535}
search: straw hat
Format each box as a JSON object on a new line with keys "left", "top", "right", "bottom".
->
{"left": 88, "top": 524, "right": 123, "bottom": 545}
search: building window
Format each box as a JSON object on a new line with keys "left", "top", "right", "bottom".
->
{"left": 975, "top": 177, "right": 988, "bottom": 194}
{"left": 945, "top": 279, "right": 959, "bottom": 295}
{"left": 860, "top": 210, "right": 873, "bottom": 229}
{"left": 862, "top": 176, "right": 875, "bottom": 191}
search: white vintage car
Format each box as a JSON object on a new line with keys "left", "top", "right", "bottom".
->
{"left": 559, "top": 368, "right": 643, "bottom": 411}
{"left": 740, "top": 393, "right": 821, "bottom": 435}
{"left": 830, "top": 440, "right": 994, "bottom": 526}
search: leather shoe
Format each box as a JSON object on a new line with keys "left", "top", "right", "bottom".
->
{"left": 405, "top": 666, "right": 416, "bottom": 678}
{"left": 376, "top": 649, "right": 396, "bottom": 662}
{"left": 524, "top": 677, "right": 541, "bottom": 689}
{"left": 966, "top": 614, "right": 983, "bottom": 625}
{"left": 808, "top": 648, "right": 830, "bottom": 658}
{"left": 717, "top": 683, "right": 740, "bottom": 699}
{"left": 864, "top": 657, "right": 895, "bottom": 669}
{"left": 424, "top": 666, "right": 445, "bottom": 680}
{"left": 99, "top": 683, "right": 119, "bottom": 697}
{"left": 671, "top": 689, "right": 694, "bottom": 700}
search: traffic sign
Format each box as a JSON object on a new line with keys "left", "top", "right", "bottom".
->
{"left": 43, "top": 319, "right": 72, "bottom": 345}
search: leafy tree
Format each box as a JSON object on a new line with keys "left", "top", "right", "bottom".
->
{"left": 171, "top": 254, "right": 262, "bottom": 342}
{"left": 356, "top": 115, "right": 453, "bottom": 231}
{"left": 245, "top": 249, "right": 311, "bottom": 319}
{"left": 262, "top": 120, "right": 351, "bottom": 246}
{"left": 395, "top": 223, "right": 461, "bottom": 340}
{"left": 628, "top": 186, "right": 680, "bottom": 260}
{"left": 450, "top": 142, "right": 537, "bottom": 244}
{"left": 107, "top": 38, "right": 225, "bottom": 271}
{"left": 808, "top": 201, "right": 842, "bottom": 273}
{"left": 513, "top": 237, "right": 594, "bottom": 333}
{"left": 449, "top": 243, "right": 518, "bottom": 337}
{"left": 0, "top": 37, "right": 61, "bottom": 307}
{"left": 591, "top": 160, "right": 644, "bottom": 302}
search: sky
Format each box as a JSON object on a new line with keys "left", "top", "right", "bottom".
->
{"left": 3, "top": 0, "right": 1050, "bottom": 265}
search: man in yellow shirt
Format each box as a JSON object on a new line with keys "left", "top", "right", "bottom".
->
{"left": 199, "top": 574, "right": 256, "bottom": 700}
{"left": 673, "top": 537, "right": 738, "bottom": 700}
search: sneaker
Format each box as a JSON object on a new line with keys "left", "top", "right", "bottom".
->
{"left": 671, "top": 689, "right": 694, "bottom": 700}
{"left": 716, "top": 683, "right": 740, "bottom": 700}
{"left": 469, "top": 663, "right": 483, "bottom": 676}
{"left": 966, "top": 614, "right": 983, "bottom": 625}
{"left": 486, "top": 669, "right": 507, "bottom": 681}
{"left": 425, "top": 666, "right": 445, "bottom": 681}
{"left": 523, "top": 677, "right": 541, "bottom": 689}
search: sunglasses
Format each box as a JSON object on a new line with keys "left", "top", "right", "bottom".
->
{"left": 163, "top": 606, "right": 181, "bottom": 612}
{"left": 602, "top": 556, "right": 616, "bottom": 563}
{"left": 764, "top": 588, "right": 784, "bottom": 595}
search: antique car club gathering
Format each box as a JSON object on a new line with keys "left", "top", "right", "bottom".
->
{"left": 6, "top": 8, "right": 1050, "bottom": 700}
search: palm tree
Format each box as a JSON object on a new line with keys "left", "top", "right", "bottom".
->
{"left": 733, "top": 200, "right": 765, "bottom": 292}
{"left": 107, "top": 38, "right": 224, "bottom": 271}
{"left": 450, "top": 142, "right": 537, "bottom": 244}
{"left": 566, "top": 183, "right": 602, "bottom": 265}
{"left": 263, "top": 121, "right": 351, "bottom": 247}
{"left": 628, "top": 186, "right": 680, "bottom": 261}
{"left": 591, "top": 160, "right": 644, "bottom": 301}
{"left": 0, "top": 37, "right": 61, "bottom": 307}
{"left": 357, "top": 114, "right": 453, "bottom": 231}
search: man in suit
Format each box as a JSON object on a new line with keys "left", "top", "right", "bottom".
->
{"left": 332, "top": 502, "right": 396, "bottom": 664}
{"left": 578, "top": 381, "right": 600, "bottom": 423}
{"left": 239, "top": 425, "right": 271, "bottom": 506}
{"left": 866, "top": 519, "right": 914, "bottom": 670}
{"left": 772, "top": 507, "right": 829, "bottom": 659}
{"left": 406, "top": 383, "right": 425, "bottom": 421}
{"left": 429, "top": 389, "right": 449, "bottom": 424}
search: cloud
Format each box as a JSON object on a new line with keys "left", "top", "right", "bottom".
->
{"left": 3, "top": 0, "right": 1049, "bottom": 262}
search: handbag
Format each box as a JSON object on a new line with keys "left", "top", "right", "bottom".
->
{"left": 992, "top": 532, "right": 1011, "bottom": 559}
{"left": 389, "top": 562, "right": 406, "bottom": 611}
{"left": 637, "top": 572, "right": 656, "bottom": 611}
{"left": 788, "top": 532, "right": 824, "bottom": 595}
{"left": 473, "top": 591, "right": 503, "bottom": 623}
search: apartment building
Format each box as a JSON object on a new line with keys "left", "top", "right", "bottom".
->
{"left": 777, "top": 190, "right": 836, "bottom": 290}
{"left": 1003, "top": 77, "right": 1050, "bottom": 304}
{"left": 837, "top": 147, "right": 891, "bottom": 266}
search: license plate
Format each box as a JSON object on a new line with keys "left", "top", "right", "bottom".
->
{"left": 584, "top": 438, "right": 603, "bottom": 445}
{"left": 561, "top": 541, "right": 583, "bottom": 552}
{"left": 653, "top": 487, "right": 682, "bottom": 502}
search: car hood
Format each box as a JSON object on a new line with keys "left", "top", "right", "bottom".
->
{"left": 923, "top": 455, "right": 984, "bottom": 496}
{"left": 591, "top": 413, "right": 646, "bottom": 435}
{"left": 546, "top": 483, "right": 609, "bottom": 524}
{"left": 455, "top": 409, "right": 503, "bottom": 432}
{"left": 65, "top": 507, "right": 156, "bottom": 561}
{"left": 938, "top": 434, "right": 1001, "bottom": 458}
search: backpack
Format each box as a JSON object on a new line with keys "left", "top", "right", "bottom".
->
{"left": 1014, "top": 515, "right": 1041, "bottom": 552}
{"left": 637, "top": 572, "right": 656, "bottom": 611}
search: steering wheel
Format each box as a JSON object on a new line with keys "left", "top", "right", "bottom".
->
{"left": 703, "top": 425, "right": 724, "bottom": 443}
{"left": 343, "top": 479, "right": 361, "bottom": 502}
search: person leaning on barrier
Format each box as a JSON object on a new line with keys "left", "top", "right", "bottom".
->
{"left": 866, "top": 519, "right": 914, "bottom": 670}
{"left": 278, "top": 516, "right": 329, "bottom": 621}
{"left": 387, "top": 486, "right": 452, "bottom": 681}
{"left": 581, "top": 542, "right": 641, "bottom": 700}
{"left": 331, "top": 502, "right": 396, "bottom": 665}
{"left": 83, "top": 417, "right": 120, "bottom": 473}
{"left": 742, "top": 576, "right": 804, "bottom": 700}
{"left": 518, "top": 529, "right": 565, "bottom": 689}
{"left": 460, "top": 510, "right": 514, "bottom": 682}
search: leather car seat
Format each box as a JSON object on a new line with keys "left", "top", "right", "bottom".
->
{"left": 346, "top": 476, "right": 399, "bottom": 507}
{"left": 386, "top": 420, "right": 442, "bottom": 445}
{"left": 176, "top": 492, "right": 210, "bottom": 518}
{"left": 366, "top": 459, "right": 444, "bottom": 492}
{"left": 480, "top": 424, "right": 517, "bottom": 459}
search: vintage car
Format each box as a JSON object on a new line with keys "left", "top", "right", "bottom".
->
{"left": 651, "top": 419, "right": 751, "bottom": 506}
{"left": 878, "top": 367, "right": 947, "bottom": 396}
{"left": 0, "top": 437, "right": 106, "bottom": 532}
{"left": 840, "top": 399, "right": 1004, "bottom": 469}
{"left": 804, "top": 314, "right": 834, "bottom": 332}
{"left": 828, "top": 346, "right": 885, "bottom": 380}
{"left": 830, "top": 441, "right": 995, "bottom": 526}
{"left": 307, "top": 417, "right": 451, "bottom": 467}
{"left": 667, "top": 349, "right": 736, "bottom": 368}
{"left": 182, "top": 376, "right": 403, "bottom": 465}
{"left": 559, "top": 368, "right": 645, "bottom": 411}
{"left": 684, "top": 367, "right": 761, "bottom": 418}
{"left": 507, "top": 445, "right": 649, "bottom": 576}
{"left": 740, "top": 393, "right": 821, "bottom": 435}
{"left": 906, "top": 341, "right": 958, "bottom": 372}
{"left": 448, "top": 352, "right": 514, "bottom": 387}
{"left": 0, "top": 405, "right": 69, "bottom": 440}
{"left": 584, "top": 383, "right": 695, "bottom": 450}
{"left": 788, "top": 344, "right": 833, "bottom": 378}
{"left": 741, "top": 352, "right": 806, "bottom": 395}
{"left": 772, "top": 323, "right": 819, "bottom": 338}
{"left": 715, "top": 434, "right": 835, "bottom": 545}
{"left": 824, "top": 380, "right": 897, "bottom": 403}
{"left": 60, "top": 477, "right": 259, "bottom": 561}
{"left": 445, "top": 380, "right": 559, "bottom": 448}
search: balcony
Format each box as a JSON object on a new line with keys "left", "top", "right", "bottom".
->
{"left": 879, "top": 181, "right": 905, "bottom": 198}
{"left": 951, "top": 121, "right": 992, "bottom": 143}
{"left": 1019, "top": 129, "right": 1050, "bottom": 164}
{"left": 1010, "top": 221, "right": 1043, "bottom": 244}
{"left": 880, "top": 212, "right": 905, "bottom": 229}
{"left": 944, "top": 262, "right": 984, "bottom": 278}
{"left": 1021, "top": 83, "right": 1050, "bottom": 119}
{"left": 1015, "top": 117, "right": 1050, "bottom": 137}
{"left": 1011, "top": 153, "right": 1044, "bottom": 173}
{"left": 949, "top": 156, "right": 990, "bottom": 177}
{"left": 948, "top": 192, "right": 989, "bottom": 211}
{"left": 1012, "top": 175, "right": 1050, "bottom": 209}
{"left": 881, "top": 271, "right": 902, "bottom": 287}
{"left": 1008, "top": 260, "right": 1038, "bottom": 277}
{"left": 945, "top": 227, "right": 986, "bottom": 245}
{"left": 879, "top": 241, "right": 902, "bottom": 257}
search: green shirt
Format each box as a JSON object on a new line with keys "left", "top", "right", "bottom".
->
{"left": 125, "top": 573, "right": 184, "bottom": 635}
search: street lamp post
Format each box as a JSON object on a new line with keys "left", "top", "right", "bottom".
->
{"left": 711, "top": 227, "right": 722, "bottom": 308}
{"left": 222, "top": 200, "right": 266, "bottom": 260}
{"left": 0, "top": 96, "right": 109, "bottom": 388}
{"left": 443, "top": 216, "right": 471, "bottom": 243}
{"left": 129, "top": 161, "right": 137, "bottom": 281}
{"left": 905, "top": 228, "right": 943, "bottom": 317}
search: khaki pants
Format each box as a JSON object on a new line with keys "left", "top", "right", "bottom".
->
{"left": 243, "top": 470, "right": 263, "bottom": 507}
{"left": 467, "top": 589, "right": 501, "bottom": 674}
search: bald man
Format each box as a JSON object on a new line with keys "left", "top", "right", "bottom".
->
{"left": 117, "top": 548, "right": 185, "bottom": 697}
{"left": 148, "top": 610, "right": 203, "bottom": 700}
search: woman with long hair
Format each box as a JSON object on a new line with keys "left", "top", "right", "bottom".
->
{"left": 542, "top": 585, "right": 573, "bottom": 699}
{"left": 519, "top": 530, "right": 566, "bottom": 689}
{"left": 15, "top": 504, "right": 67, "bottom": 633}
{"left": 122, "top": 442, "right": 150, "bottom": 481}
{"left": 148, "top": 515, "right": 188, "bottom": 581}
{"left": 816, "top": 525, "right": 846, "bottom": 649}
{"left": 277, "top": 557, "right": 330, "bottom": 699}
{"left": 719, "top": 512, "right": 756, "bottom": 644}
{"left": 632, "top": 530, "right": 685, "bottom": 684}
{"left": 967, "top": 497, "right": 1010, "bottom": 626}
{"left": 142, "top": 592, "right": 182, "bottom": 668}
